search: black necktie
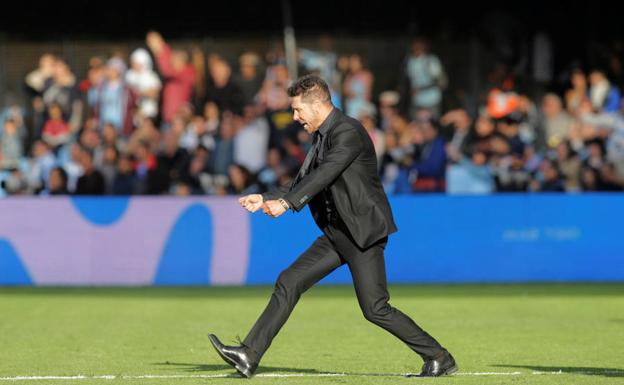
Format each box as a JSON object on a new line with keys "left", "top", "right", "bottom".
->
{"left": 291, "top": 131, "right": 322, "bottom": 189}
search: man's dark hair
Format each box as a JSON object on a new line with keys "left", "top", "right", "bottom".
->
{"left": 287, "top": 74, "right": 331, "bottom": 103}
{"left": 51, "top": 166, "right": 68, "bottom": 186}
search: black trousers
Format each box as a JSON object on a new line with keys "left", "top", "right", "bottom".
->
{"left": 243, "top": 218, "right": 445, "bottom": 362}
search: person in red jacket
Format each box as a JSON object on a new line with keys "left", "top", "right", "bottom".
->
{"left": 146, "top": 31, "right": 196, "bottom": 125}
{"left": 42, "top": 103, "right": 72, "bottom": 149}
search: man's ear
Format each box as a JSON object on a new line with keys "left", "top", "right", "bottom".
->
{"left": 312, "top": 100, "right": 323, "bottom": 115}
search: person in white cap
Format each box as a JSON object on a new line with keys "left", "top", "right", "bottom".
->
{"left": 126, "top": 48, "right": 162, "bottom": 120}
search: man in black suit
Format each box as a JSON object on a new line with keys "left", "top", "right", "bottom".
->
{"left": 209, "top": 75, "right": 457, "bottom": 378}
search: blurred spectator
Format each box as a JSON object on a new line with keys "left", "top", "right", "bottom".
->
{"left": 492, "top": 153, "right": 530, "bottom": 192}
{"left": 126, "top": 48, "right": 162, "bottom": 120}
{"left": 1, "top": 104, "right": 27, "bottom": 138}
{"left": 335, "top": 55, "right": 351, "bottom": 107}
{"left": 25, "top": 54, "right": 56, "bottom": 96}
{"left": 147, "top": 31, "right": 196, "bottom": 124}
{"left": 486, "top": 89, "right": 519, "bottom": 120}
{"left": 597, "top": 162, "right": 624, "bottom": 191}
{"left": 81, "top": 56, "right": 105, "bottom": 83}
{"left": 41, "top": 103, "right": 71, "bottom": 149}
{"left": 299, "top": 35, "right": 340, "bottom": 94}
{"left": 80, "top": 127, "right": 104, "bottom": 166}
{"left": 101, "top": 122, "right": 123, "bottom": 150}
{"left": 90, "top": 57, "right": 137, "bottom": 136}
{"left": 404, "top": 37, "right": 447, "bottom": 118}
{"left": 580, "top": 165, "right": 600, "bottom": 191}
{"left": 529, "top": 159, "right": 565, "bottom": 192}
{"left": 61, "top": 142, "right": 84, "bottom": 192}
{"left": 441, "top": 109, "right": 472, "bottom": 163}
{"left": 42, "top": 58, "right": 83, "bottom": 133}
{"left": 408, "top": 120, "right": 447, "bottom": 192}
{"left": 0, "top": 119, "right": 24, "bottom": 170}
{"left": 203, "top": 100, "right": 220, "bottom": 135}
{"left": 299, "top": 37, "right": 343, "bottom": 108}
{"left": 255, "top": 149, "right": 279, "bottom": 191}
{"left": 226, "top": 163, "right": 259, "bottom": 195}
{"left": 523, "top": 145, "right": 543, "bottom": 175}
{"left": 172, "top": 181, "right": 193, "bottom": 196}
{"left": 26, "top": 140, "right": 56, "bottom": 193}
{"left": 343, "top": 54, "right": 373, "bottom": 119}
{"left": 464, "top": 114, "right": 496, "bottom": 161}
{"left": 589, "top": 68, "right": 621, "bottom": 113}
{"left": 132, "top": 140, "right": 163, "bottom": 194}
{"left": 605, "top": 115, "right": 624, "bottom": 178}
{"left": 584, "top": 140, "right": 605, "bottom": 171}
{"left": 190, "top": 46, "right": 207, "bottom": 106}
{"left": 258, "top": 63, "right": 293, "bottom": 148}
{"left": 516, "top": 95, "right": 540, "bottom": 147}
{"left": 42, "top": 166, "right": 69, "bottom": 195}
{"left": 541, "top": 93, "right": 573, "bottom": 150}
{"left": 379, "top": 114, "right": 414, "bottom": 192}
{"left": 84, "top": 56, "right": 107, "bottom": 115}
{"left": 378, "top": 90, "right": 401, "bottom": 131}
{"left": 112, "top": 154, "right": 136, "bottom": 195}
{"left": 565, "top": 68, "right": 589, "bottom": 115}
{"left": 235, "top": 52, "right": 263, "bottom": 105}
{"left": 100, "top": 146, "right": 119, "bottom": 194}
{"left": 282, "top": 136, "right": 306, "bottom": 166}
{"left": 205, "top": 57, "right": 245, "bottom": 115}
{"left": 446, "top": 150, "right": 494, "bottom": 194}
{"left": 555, "top": 141, "right": 581, "bottom": 191}
{"left": 1, "top": 169, "right": 29, "bottom": 195}
{"left": 211, "top": 111, "right": 236, "bottom": 176}
{"left": 185, "top": 145, "right": 212, "bottom": 194}
{"left": 74, "top": 147, "right": 105, "bottom": 195}
{"left": 179, "top": 114, "right": 216, "bottom": 152}
{"left": 233, "top": 104, "right": 270, "bottom": 173}
{"left": 127, "top": 117, "right": 160, "bottom": 155}
{"left": 24, "top": 54, "right": 56, "bottom": 139}
{"left": 157, "top": 130, "right": 190, "bottom": 190}
{"left": 497, "top": 117, "right": 525, "bottom": 156}
{"left": 358, "top": 103, "right": 385, "bottom": 164}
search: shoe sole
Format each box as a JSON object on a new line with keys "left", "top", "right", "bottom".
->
{"left": 207, "top": 334, "right": 254, "bottom": 378}
{"left": 409, "top": 364, "right": 459, "bottom": 377}
{"left": 443, "top": 364, "right": 458, "bottom": 375}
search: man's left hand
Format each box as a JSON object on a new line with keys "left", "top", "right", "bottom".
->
{"left": 263, "top": 200, "right": 287, "bottom": 218}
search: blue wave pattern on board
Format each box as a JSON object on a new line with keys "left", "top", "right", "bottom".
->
{"left": 0, "top": 239, "right": 32, "bottom": 285}
{"left": 70, "top": 197, "right": 131, "bottom": 226}
{"left": 154, "top": 204, "right": 213, "bottom": 285}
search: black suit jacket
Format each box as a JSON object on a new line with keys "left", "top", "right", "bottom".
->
{"left": 263, "top": 108, "right": 397, "bottom": 249}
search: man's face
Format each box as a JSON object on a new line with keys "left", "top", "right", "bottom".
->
{"left": 291, "top": 95, "right": 317, "bottom": 133}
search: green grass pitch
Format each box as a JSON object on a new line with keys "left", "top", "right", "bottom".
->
{"left": 1, "top": 284, "right": 623, "bottom": 384}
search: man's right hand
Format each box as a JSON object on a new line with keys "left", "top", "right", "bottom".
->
{"left": 239, "top": 194, "right": 264, "bottom": 213}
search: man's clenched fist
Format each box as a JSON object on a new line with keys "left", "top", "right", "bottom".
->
{"left": 239, "top": 194, "right": 264, "bottom": 213}
{"left": 262, "top": 200, "right": 287, "bottom": 218}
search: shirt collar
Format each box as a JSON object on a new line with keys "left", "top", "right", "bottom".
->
{"left": 317, "top": 107, "right": 338, "bottom": 137}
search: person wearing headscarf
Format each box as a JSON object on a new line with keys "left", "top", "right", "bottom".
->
{"left": 126, "top": 48, "right": 162, "bottom": 120}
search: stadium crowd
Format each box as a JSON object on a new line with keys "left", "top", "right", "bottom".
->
{"left": 1, "top": 32, "right": 623, "bottom": 196}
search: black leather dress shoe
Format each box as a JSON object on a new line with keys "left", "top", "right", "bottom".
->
{"left": 416, "top": 350, "right": 458, "bottom": 377}
{"left": 208, "top": 334, "right": 258, "bottom": 378}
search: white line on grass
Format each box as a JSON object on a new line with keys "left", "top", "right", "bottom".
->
{"left": 3, "top": 370, "right": 609, "bottom": 380}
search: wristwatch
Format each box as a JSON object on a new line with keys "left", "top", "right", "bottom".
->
{"left": 278, "top": 198, "right": 290, "bottom": 210}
